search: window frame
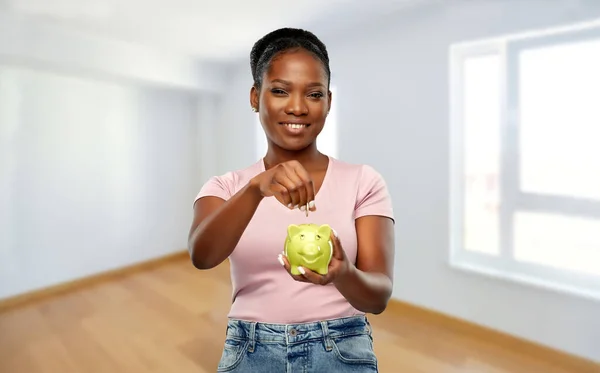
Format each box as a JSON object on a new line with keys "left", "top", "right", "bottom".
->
{"left": 448, "top": 24, "right": 600, "bottom": 301}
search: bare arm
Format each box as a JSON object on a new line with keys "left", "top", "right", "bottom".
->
{"left": 187, "top": 182, "right": 264, "bottom": 269}
{"left": 333, "top": 215, "right": 395, "bottom": 314}
{"left": 188, "top": 161, "right": 316, "bottom": 270}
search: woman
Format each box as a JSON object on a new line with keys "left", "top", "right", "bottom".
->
{"left": 188, "top": 27, "right": 395, "bottom": 372}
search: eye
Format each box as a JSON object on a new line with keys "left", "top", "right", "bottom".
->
{"left": 315, "top": 235, "right": 321, "bottom": 240}
{"left": 309, "top": 92, "right": 324, "bottom": 99}
{"left": 300, "top": 234, "right": 305, "bottom": 240}
{"left": 271, "top": 88, "right": 287, "bottom": 95}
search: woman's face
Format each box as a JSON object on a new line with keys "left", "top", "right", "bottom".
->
{"left": 251, "top": 49, "right": 331, "bottom": 152}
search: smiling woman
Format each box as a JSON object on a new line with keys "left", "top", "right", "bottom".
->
{"left": 187, "top": 28, "right": 395, "bottom": 372}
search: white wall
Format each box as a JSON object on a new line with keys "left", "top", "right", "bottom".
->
{"left": 0, "top": 12, "right": 225, "bottom": 300}
{"left": 215, "top": 0, "right": 600, "bottom": 363}
{"left": 0, "top": 65, "right": 205, "bottom": 299}
{"left": 216, "top": 65, "right": 258, "bottom": 173}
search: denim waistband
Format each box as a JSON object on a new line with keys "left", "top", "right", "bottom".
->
{"left": 224, "top": 315, "right": 372, "bottom": 348}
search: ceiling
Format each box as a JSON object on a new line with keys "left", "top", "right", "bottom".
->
{"left": 0, "top": 0, "right": 435, "bottom": 62}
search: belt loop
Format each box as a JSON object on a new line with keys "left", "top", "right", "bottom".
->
{"left": 320, "top": 321, "right": 332, "bottom": 351}
{"left": 247, "top": 322, "right": 256, "bottom": 353}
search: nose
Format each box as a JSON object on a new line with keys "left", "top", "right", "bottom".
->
{"left": 285, "top": 93, "right": 308, "bottom": 116}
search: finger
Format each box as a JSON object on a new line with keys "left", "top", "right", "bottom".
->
{"left": 290, "top": 162, "right": 316, "bottom": 211}
{"left": 270, "top": 183, "right": 292, "bottom": 208}
{"left": 272, "top": 173, "right": 301, "bottom": 208}
{"left": 296, "top": 172, "right": 315, "bottom": 212}
{"left": 298, "top": 266, "right": 329, "bottom": 285}
{"left": 282, "top": 165, "right": 308, "bottom": 209}
{"left": 290, "top": 173, "right": 308, "bottom": 212}
{"left": 330, "top": 229, "right": 344, "bottom": 260}
{"left": 279, "top": 253, "right": 310, "bottom": 283}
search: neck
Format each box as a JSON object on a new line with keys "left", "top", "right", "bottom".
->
{"left": 263, "top": 143, "right": 326, "bottom": 170}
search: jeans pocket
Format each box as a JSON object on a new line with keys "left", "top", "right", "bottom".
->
{"left": 330, "top": 334, "right": 378, "bottom": 367}
{"left": 217, "top": 338, "right": 248, "bottom": 372}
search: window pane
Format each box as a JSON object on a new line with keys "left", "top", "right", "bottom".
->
{"left": 463, "top": 54, "right": 501, "bottom": 255}
{"left": 514, "top": 212, "right": 600, "bottom": 276}
{"left": 519, "top": 38, "right": 600, "bottom": 200}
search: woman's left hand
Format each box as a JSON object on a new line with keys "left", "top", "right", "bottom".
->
{"left": 279, "top": 229, "right": 352, "bottom": 285}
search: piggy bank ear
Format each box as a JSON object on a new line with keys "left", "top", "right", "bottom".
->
{"left": 317, "top": 224, "right": 331, "bottom": 238}
{"left": 288, "top": 224, "right": 302, "bottom": 237}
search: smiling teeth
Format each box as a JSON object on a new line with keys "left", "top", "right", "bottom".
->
{"left": 285, "top": 124, "right": 306, "bottom": 129}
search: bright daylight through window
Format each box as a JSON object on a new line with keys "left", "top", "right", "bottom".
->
{"left": 449, "top": 23, "right": 600, "bottom": 299}
{"left": 255, "top": 86, "right": 338, "bottom": 160}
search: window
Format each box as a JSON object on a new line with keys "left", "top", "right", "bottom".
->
{"left": 255, "top": 86, "right": 338, "bottom": 159}
{"left": 449, "top": 23, "right": 600, "bottom": 299}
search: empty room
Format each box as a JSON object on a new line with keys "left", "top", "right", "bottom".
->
{"left": 1, "top": 0, "right": 600, "bottom": 372}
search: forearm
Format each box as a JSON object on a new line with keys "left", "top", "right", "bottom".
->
{"left": 334, "top": 265, "right": 393, "bottom": 314}
{"left": 188, "top": 182, "right": 264, "bottom": 269}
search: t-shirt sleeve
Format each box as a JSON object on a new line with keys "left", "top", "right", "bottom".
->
{"left": 354, "top": 165, "right": 394, "bottom": 222}
{"left": 193, "top": 173, "right": 235, "bottom": 206}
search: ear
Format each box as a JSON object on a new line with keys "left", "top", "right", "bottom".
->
{"left": 317, "top": 224, "right": 331, "bottom": 238}
{"left": 250, "top": 85, "right": 259, "bottom": 111}
{"left": 326, "top": 89, "right": 332, "bottom": 115}
{"left": 287, "top": 224, "right": 301, "bottom": 237}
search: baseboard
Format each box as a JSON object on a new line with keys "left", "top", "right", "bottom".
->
{"left": 0, "top": 250, "right": 189, "bottom": 312}
{"left": 385, "top": 299, "right": 600, "bottom": 372}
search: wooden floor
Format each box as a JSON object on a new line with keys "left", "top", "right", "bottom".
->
{"left": 1, "top": 255, "right": 598, "bottom": 373}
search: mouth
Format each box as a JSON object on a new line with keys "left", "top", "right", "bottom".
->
{"left": 280, "top": 122, "right": 311, "bottom": 135}
{"left": 302, "top": 257, "right": 320, "bottom": 265}
{"left": 300, "top": 252, "right": 322, "bottom": 264}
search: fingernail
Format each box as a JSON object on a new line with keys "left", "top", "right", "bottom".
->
{"left": 298, "top": 266, "right": 305, "bottom": 275}
{"left": 277, "top": 254, "right": 284, "bottom": 266}
{"left": 308, "top": 200, "right": 315, "bottom": 209}
{"left": 332, "top": 228, "right": 338, "bottom": 238}
{"left": 300, "top": 205, "right": 306, "bottom": 212}
{"left": 293, "top": 204, "right": 298, "bottom": 209}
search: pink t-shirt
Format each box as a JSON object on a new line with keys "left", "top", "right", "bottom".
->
{"left": 194, "top": 156, "right": 394, "bottom": 324}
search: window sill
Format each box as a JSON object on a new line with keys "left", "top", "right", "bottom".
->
{"left": 449, "top": 259, "right": 600, "bottom": 304}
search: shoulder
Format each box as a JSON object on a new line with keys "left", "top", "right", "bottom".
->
{"left": 330, "top": 157, "right": 394, "bottom": 221}
{"left": 194, "top": 160, "right": 263, "bottom": 204}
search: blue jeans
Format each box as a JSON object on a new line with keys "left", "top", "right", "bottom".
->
{"left": 216, "top": 315, "right": 379, "bottom": 372}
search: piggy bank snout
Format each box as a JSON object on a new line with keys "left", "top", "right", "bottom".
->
{"left": 299, "top": 243, "right": 320, "bottom": 255}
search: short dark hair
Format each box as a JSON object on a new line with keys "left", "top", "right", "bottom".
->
{"left": 250, "top": 27, "right": 331, "bottom": 90}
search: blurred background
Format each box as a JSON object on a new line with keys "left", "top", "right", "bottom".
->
{"left": 1, "top": 0, "right": 600, "bottom": 372}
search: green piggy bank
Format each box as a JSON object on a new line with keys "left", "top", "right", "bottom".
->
{"left": 284, "top": 223, "right": 333, "bottom": 276}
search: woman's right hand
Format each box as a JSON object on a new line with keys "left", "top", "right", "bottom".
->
{"left": 249, "top": 160, "right": 317, "bottom": 212}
